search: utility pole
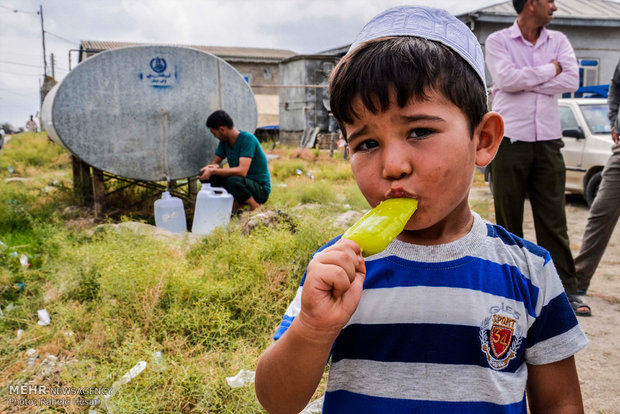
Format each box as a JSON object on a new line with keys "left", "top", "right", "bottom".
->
{"left": 39, "top": 4, "right": 47, "bottom": 77}
{"left": 50, "top": 53, "right": 55, "bottom": 78}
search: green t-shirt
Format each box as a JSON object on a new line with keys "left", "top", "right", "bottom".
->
{"left": 215, "top": 130, "right": 271, "bottom": 193}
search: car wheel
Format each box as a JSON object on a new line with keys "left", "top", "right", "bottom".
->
{"left": 584, "top": 171, "right": 602, "bottom": 207}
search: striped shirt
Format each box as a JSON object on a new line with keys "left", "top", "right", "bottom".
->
{"left": 274, "top": 212, "right": 587, "bottom": 413}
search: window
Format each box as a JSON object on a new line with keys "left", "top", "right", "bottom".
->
{"left": 578, "top": 59, "right": 599, "bottom": 87}
{"left": 559, "top": 106, "right": 579, "bottom": 131}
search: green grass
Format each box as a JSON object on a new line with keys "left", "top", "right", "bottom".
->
{"left": 0, "top": 133, "right": 353, "bottom": 412}
{"left": 0, "top": 132, "right": 497, "bottom": 412}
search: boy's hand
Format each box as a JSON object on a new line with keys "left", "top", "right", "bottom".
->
{"left": 297, "top": 239, "right": 366, "bottom": 343}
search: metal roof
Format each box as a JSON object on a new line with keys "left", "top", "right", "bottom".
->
{"left": 79, "top": 40, "right": 296, "bottom": 63}
{"left": 465, "top": 0, "right": 620, "bottom": 26}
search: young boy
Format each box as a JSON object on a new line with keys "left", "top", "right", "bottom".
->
{"left": 255, "top": 6, "right": 587, "bottom": 413}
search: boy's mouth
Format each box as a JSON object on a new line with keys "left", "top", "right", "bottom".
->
{"left": 386, "top": 187, "right": 416, "bottom": 199}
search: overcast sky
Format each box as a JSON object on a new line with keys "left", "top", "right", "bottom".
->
{"left": 0, "top": 0, "right": 564, "bottom": 130}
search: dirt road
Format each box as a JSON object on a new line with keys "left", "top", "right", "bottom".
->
{"left": 471, "top": 187, "right": 620, "bottom": 414}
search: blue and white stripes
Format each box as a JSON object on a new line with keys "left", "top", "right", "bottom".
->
{"left": 273, "top": 212, "right": 587, "bottom": 413}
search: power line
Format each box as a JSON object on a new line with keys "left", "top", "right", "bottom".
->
{"left": 0, "top": 5, "right": 37, "bottom": 14}
{"left": 45, "top": 31, "right": 77, "bottom": 45}
{"left": 0, "top": 59, "right": 42, "bottom": 69}
{"left": 0, "top": 69, "right": 41, "bottom": 77}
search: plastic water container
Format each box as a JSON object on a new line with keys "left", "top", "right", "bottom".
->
{"left": 154, "top": 191, "right": 187, "bottom": 233}
{"left": 191, "top": 184, "right": 234, "bottom": 235}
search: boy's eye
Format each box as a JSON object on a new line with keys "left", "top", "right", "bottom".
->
{"left": 409, "top": 128, "right": 433, "bottom": 139}
{"left": 354, "top": 139, "right": 379, "bottom": 151}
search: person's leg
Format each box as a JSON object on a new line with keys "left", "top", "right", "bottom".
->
{"left": 490, "top": 139, "right": 532, "bottom": 237}
{"left": 574, "top": 150, "right": 620, "bottom": 292}
{"left": 203, "top": 175, "right": 227, "bottom": 188}
{"left": 225, "top": 176, "right": 268, "bottom": 211}
{"left": 528, "top": 140, "right": 578, "bottom": 294}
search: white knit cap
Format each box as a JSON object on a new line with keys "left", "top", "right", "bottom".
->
{"left": 348, "top": 5, "right": 486, "bottom": 89}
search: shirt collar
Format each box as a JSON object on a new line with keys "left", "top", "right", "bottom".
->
{"left": 509, "top": 19, "right": 550, "bottom": 46}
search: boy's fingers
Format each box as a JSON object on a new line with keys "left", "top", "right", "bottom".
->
{"left": 328, "top": 266, "right": 354, "bottom": 299}
{"left": 313, "top": 248, "right": 361, "bottom": 282}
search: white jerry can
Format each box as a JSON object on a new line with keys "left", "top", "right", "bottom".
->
{"left": 191, "top": 184, "right": 234, "bottom": 235}
{"left": 154, "top": 191, "right": 187, "bottom": 233}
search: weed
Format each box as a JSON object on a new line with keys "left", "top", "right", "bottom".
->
{"left": 0, "top": 133, "right": 366, "bottom": 412}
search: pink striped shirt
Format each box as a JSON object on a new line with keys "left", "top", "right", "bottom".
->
{"left": 485, "top": 21, "right": 579, "bottom": 141}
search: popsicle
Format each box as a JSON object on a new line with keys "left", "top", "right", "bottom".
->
{"left": 342, "top": 197, "right": 418, "bottom": 257}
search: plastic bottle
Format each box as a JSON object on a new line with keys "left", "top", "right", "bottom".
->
{"left": 154, "top": 191, "right": 187, "bottom": 233}
{"left": 191, "top": 184, "right": 234, "bottom": 235}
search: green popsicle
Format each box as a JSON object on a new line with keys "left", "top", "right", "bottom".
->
{"left": 342, "top": 197, "right": 418, "bottom": 257}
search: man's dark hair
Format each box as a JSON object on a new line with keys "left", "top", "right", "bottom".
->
{"left": 329, "top": 37, "right": 487, "bottom": 138}
{"left": 513, "top": 0, "right": 528, "bottom": 14}
{"left": 206, "top": 110, "right": 234, "bottom": 129}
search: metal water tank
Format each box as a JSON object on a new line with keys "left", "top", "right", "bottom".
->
{"left": 41, "top": 45, "right": 257, "bottom": 181}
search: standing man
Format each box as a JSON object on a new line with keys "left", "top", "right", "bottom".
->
{"left": 26, "top": 115, "right": 38, "bottom": 132}
{"left": 486, "top": 0, "right": 591, "bottom": 316}
{"left": 199, "top": 110, "right": 270, "bottom": 212}
{"left": 573, "top": 59, "right": 620, "bottom": 294}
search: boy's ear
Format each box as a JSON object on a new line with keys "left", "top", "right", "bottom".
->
{"left": 474, "top": 112, "right": 504, "bottom": 167}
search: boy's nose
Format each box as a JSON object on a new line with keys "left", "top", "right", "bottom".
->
{"left": 382, "top": 145, "right": 413, "bottom": 180}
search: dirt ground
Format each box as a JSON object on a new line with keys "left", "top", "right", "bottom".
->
{"left": 471, "top": 187, "right": 620, "bottom": 414}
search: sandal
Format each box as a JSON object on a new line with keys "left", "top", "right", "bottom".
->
{"left": 568, "top": 294, "right": 592, "bottom": 317}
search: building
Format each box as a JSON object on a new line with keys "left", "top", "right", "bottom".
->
{"left": 77, "top": 40, "right": 296, "bottom": 128}
{"left": 459, "top": 0, "right": 620, "bottom": 89}
{"left": 278, "top": 53, "right": 341, "bottom": 147}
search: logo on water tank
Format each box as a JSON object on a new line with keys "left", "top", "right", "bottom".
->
{"left": 150, "top": 56, "right": 167, "bottom": 73}
{"left": 139, "top": 55, "right": 176, "bottom": 88}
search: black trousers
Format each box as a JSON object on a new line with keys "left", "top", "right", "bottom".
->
{"left": 490, "top": 138, "right": 578, "bottom": 294}
{"left": 204, "top": 175, "right": 269, "bottom": 205}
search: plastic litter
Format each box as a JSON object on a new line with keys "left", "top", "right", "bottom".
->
{"left": 226, "top": 369, "right": 255, "bottom": 388}
{"left": 306, "top": 171, "right": 315, "bottom": 180}
{"left": 8, "top": 166, "right": 14, "bottom": 174}
{"left": 295, "top": 168, "right": 303, "bottom": 175}
{"left": 107, "top": 361, "right": 147, "bottom": 398}
{"left": 26, "top": 348, "right": 37, "bottom": 368}
{"left": 151, "top": 350, "right": 167, "bottom": 371}
{"left": 93, "top": 361, "right": 147, "bottom": 414}
{"left": 300, "top": 396, "right": 324, "bottom": 414}
{"left": 17, "top": 329, "right": 24, "bottom": 341}
{"left": 0, "top": 302, "right": 15, "bottom": 318}
{"left": 40, "top": 354, "right": 58, "bottom": 375}
{"left": 19, "top": 254, "right": 29, "bottom": 268}
{"left": 37, "top": 309, "right": 51, "bottom": 326}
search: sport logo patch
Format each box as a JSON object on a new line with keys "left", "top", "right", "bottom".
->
{"left": 480, "top": 303, "right": 523, "bottom": 370}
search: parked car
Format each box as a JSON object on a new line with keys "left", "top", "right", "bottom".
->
{"left": 559, "top": 98, "right": 613, "bottom": 206}
{"left": 482, "top": 98, "right": 613, "bottom": 207}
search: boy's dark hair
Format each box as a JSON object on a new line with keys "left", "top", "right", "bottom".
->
{"left": 329, "top": 37, "right": 488, "bottom": 138}
{"left": 513, "top": 0, "right": 528, "bottom": 14}
{"left": 206, "top": 110, "right": 234, "bottom": 129}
